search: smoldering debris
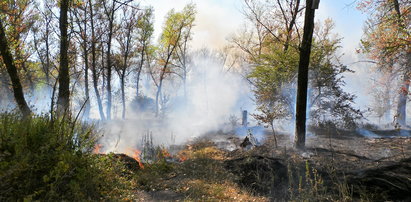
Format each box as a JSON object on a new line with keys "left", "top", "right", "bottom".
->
{"left": 239, "top": 130, "right": 260, "bottom": 150}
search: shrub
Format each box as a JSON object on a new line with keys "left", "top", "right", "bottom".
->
{"left": 0, "top": 113, "right": 131, "bottom": 201}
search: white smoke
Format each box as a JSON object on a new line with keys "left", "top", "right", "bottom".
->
{"left": 98, "top": 49, "right": 255, "bottom": 153}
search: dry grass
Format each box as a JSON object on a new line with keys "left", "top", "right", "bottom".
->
{"left": 131, "top": 132, "right": 411, "bottom": 201}
{"left": 133, "top": 140, "right": 268, "bottom": 201}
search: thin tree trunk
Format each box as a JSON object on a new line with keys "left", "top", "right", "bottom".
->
{"left": 83, "top": 30, "right": 90, "bottom": 119}
{"left": 57, "top": 0, "right": 70, "bottom": 115}
{"left": 154, "top": 22, "right": 184, "bottom": 117}
{"left": 155, "top": 80, "right": 163, "bottom": 117}
{"left": 45, "top": 23, "right": 51, "bottom": 85}
{"left": 0, "top": 19, "right": 31, "bottom": 117}
{"left": 270, "top": 123, "right": 278, "bottom": 148}
{"left": 105, "top": 7, "right": 115, "bottom": 120}
{"left": 89, "top": 0, "right": 105, "bottom": 120}
{"left": 136, "top": 45, "right": 145, "bottom": 97}
{"left": 121, "top": 75, "right": 126, "bottom": 119}
{"left": 284, "top": 0, "right": 301, "bottom": 52}
{"left": 294, "top": 0, "right": 317, "bottom": 150}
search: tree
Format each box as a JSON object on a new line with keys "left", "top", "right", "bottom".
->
{"left": 294, "top": 0, "right": 318, "bottom": 149}
{"left": 1, "top": 0, "right": 37, "bottom": 92}
{"left": 56, "top": 0, "right": 71, "bottom": 115}
{"left": 114, "top": 5, "right": 140, "bottom": 119}
{"left": 308, "top": 20, "right": 362, "bottom": 128}
{"left": 102, "top": 0, "right": 116, "bottom": 120}
{"left": 235, "top": 0, "right": 359, "bottom": 147}
{"left": 135, "top": 7, "right": 154, "bottom": 97}
{"left": 360, "top": 0, "right": 411, "bottom": 126}
{"left": 101, "top": 0, "right": 131, "bottom": 120}
{"left": 154, "top": 4, "right": 196, "bottom": 116}
{"left": 89, "top": 0, "right": 106, "bottom": 120}
{"left": 32, "top": 1, "right": 56, "bottom": 86}
{"left": 233, "top": 0, "right": 304, "bottom": 144}
{"left": 173, "top": 6, "right": 196, "bottom": 101}
{"left": 0, "top": 19, "right": 31, "bottom": 117}
{"left": 73, "top": 0, "right": 91, "bottom": 119}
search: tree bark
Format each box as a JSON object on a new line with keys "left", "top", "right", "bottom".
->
{"left": 57, "top": 0, "right": 70, "bottom": 115}
{"left": 155, "top": 80, "right": 163, "bottom": 117}
{"left": 121, "top": 75, "right": 126, "bottom": 119}
{"left": 136, "top": 44, "right": 145, "bottom": 97}
{"left": 89, "top": 0, "right": 105, "bottom": 120}
{"left": 83, "top": 16, "right": 90, "bottom": 120}
{"left": 396, "top": 53, "right": 411, "bottom": 126}
{"left": 393, "top": 0, "right": 409, "bottom": 126}
{"left": 104, "top": 2, "right": 115, "bottom": 120}
{"left": 0, "top": 19, "right": 31, "bottom": 117}
{"left": 294, "top": 0, "right": 317, "bottom": 150}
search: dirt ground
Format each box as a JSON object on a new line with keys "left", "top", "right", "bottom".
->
{"left": 198, "top": 128, "right": 411, "bottom": 200}
{"left": 127, "top": 128, "right": 411, "bottom": 201}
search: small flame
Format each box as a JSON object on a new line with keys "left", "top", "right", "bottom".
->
{"left": 179, "top": 156, "right": 187, "bottom": 162}
{"left": 93, "top": 144, "right": 103, "bottom": 154}
{"left": 161, "top": 148, "right": 172, "bottom": 158}
{"left": 177, "top": 151, "right": 188, "bottom": 162}
{"left": 127, "top": 148, "right": 144, "bottom": 169}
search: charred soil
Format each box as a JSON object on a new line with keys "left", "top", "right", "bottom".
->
{"left": 121, "top": 129, "right": 411, "bottom": 201}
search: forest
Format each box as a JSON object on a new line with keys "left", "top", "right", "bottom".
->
{"left": 0, "top": 0, "right": 410, "bottom": 201}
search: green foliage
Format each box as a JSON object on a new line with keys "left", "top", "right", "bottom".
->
{"left": 248, "top": 19, "right": 362, "bottom": 129}
{"left": 137, "top": 6, "right": 154, "bottom": 46}
{"left": 160, "top": 3, "right": 196, "bottom": 47}
{"left": 0, "top": 113, "right": 132, "bottom": 201}
{"left": 308, "top": 20, "right": 363, "bottom": 128}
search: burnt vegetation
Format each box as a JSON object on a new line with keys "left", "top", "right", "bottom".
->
{"left": 0, "top": 0, "right": 411, "bottom": 201}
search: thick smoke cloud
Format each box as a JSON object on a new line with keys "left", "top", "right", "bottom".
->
{"left": 98, "top": 50, "right": 255, "bottom": 153}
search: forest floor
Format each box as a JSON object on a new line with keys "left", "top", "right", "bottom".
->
{"left": 119, "top": 127, "right": 411, "bottom": 201}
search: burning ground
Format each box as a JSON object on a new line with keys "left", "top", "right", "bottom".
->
{"left": 92, "top": 125, "right": 411, "bottom": 201}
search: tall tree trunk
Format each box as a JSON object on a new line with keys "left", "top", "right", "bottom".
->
{"left": 136, "top": 45, "right": 145, "bottom": 97}
{"left": 88, "top": 0, "right": 105, "bottom": 120}
{"left": 294, "top": 0, "right": 317, "bottom": 150}
{"left": 0, "top": 19, "right": 31, "bottom": 117}
{"left": 83, "top": 37, "right": 90, "bottom": 119}
{"left": 16, "top": 48, "right": 35, "bottom": 92}
{"left": 106, "top": 43, "right": 112, "bottom": 120}
{"left": 105, "top": 8, "right": 115, "bottom": 120}
{"left": 45, "top": 23, "right": 51, "bottom": 85}
{"left": 396, "top": 53, "right": 411, "bottom": 126}
{"left": 57, "top": 0, "right": 70, "bottom": 115}
{"left": 393, "top": 0, "right": 409, "bottom": 127}
{"left": 121, "top": 74, "right": 126, "bottom": 119}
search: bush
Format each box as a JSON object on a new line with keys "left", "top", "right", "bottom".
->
{"left": 0, "top": 113, "right": 131, "bottom": 201}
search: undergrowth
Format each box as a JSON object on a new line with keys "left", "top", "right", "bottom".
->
{"left": 0, "top": 113, "right": 133, "bottom": 201}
